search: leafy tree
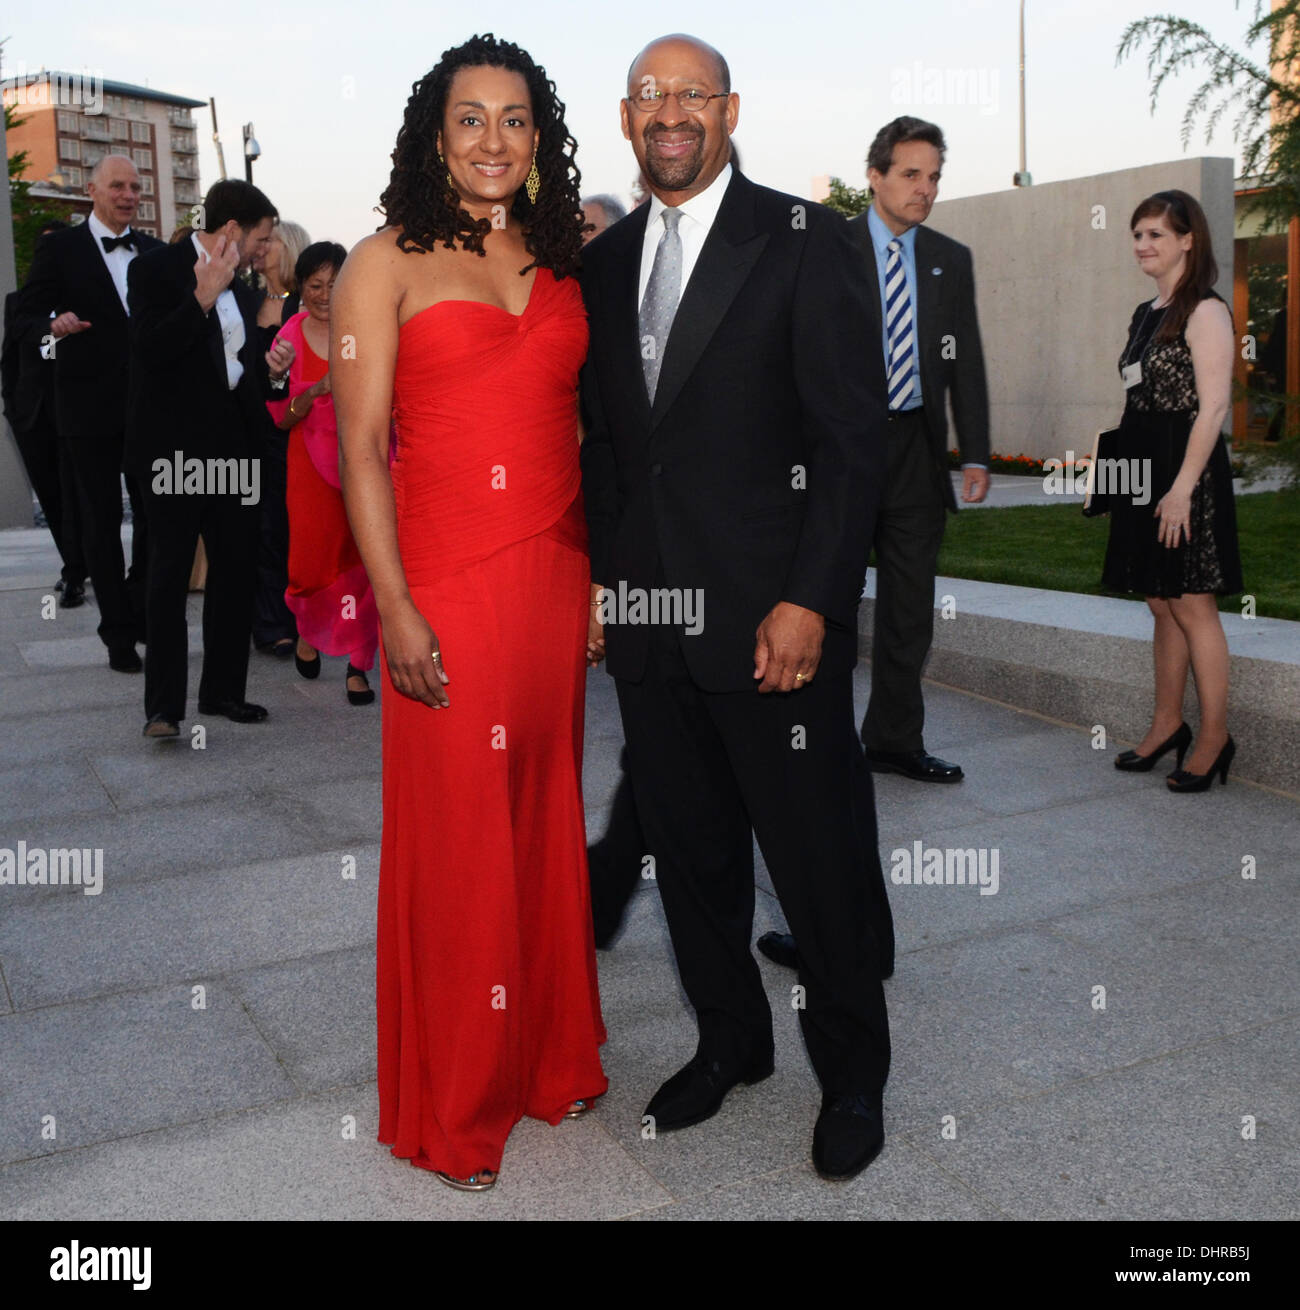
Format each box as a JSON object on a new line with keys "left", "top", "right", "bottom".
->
{"left": 822, "top": 177, "right": 872, "bottom": 219}
{"left": 1118, "top": 2, "right": 1300, "bottom": 227}
{"left": 1120, "top": 3, "right": 1300, "bottom": 482}
{"left": 4, "top": 46, "right": 74, "bottom": 282}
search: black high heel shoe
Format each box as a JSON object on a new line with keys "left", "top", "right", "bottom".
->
{"left": 295, "top": 645, "right": 321, "bottom": 680}
{"left": 1167, "top": 737, "right": 1235, "bottom": 793}
{"left": 1114, "top": 722, "right": 1191, "bottom": 772}
{"left": 346, "top": 663, "right": 375, "bottom": 706}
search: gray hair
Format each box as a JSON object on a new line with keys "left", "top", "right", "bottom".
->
{"left": 582, "top": 194, "right": 628, "bottom": 227}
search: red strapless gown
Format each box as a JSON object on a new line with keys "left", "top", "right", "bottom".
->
{"left": 377, "top": 267, "right": 607, "bottom": 1178}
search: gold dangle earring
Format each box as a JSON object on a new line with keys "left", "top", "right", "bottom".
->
{"left": 437, "top": 152, "right": 457, "bottom": 202}
{"left": 525, "top": 155, "right": 541, "bottom": 205}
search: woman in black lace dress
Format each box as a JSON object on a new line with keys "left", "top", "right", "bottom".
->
{"left": 1104, "top": 190, "right": 1241, "bottom": 792}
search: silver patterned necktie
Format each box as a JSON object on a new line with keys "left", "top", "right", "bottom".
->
{"left": 639, "top": 207, "right": 683, "bottom": 402}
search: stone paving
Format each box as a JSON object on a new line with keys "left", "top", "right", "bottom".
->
{"left": 0, "top": 526, "right": 1296, "bottom": 1220}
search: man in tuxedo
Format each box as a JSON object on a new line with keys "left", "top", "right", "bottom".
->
{"left": 2, "top": 221, "right": 86, "bottom": 606}
{"left": 125, "top": 180, "right": 293, "bottom": 738}
{"left": 580, "top": 33, "right": 891, "bottom": 1180}
{"left": 16, "top": 158, "right": 162, "bottom": 667}
{"left": 852, "top": 116, "right": 991, "bottom": 782}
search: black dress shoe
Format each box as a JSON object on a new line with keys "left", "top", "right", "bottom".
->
{"left": 197, "top": 699, "right": 269, "bottom": 723}
{"left": 812, "top": 1091, "right": 885, "bottom": 1181}
{"left": 757, "top": 930, "right": 894, "bottom": 980}
{"left": 864, "top": 748, "right": 963, "bottom": 783}
{"left": 108, "top": 646, "right": 142, "bottom": 673}
{"left": 142, "top": 715, "right": 180, "bottom": 739}
{"left": 60, "top": 580, "right": 86, "bottom": 608}
{"left": 644, "top": 1049, "right": 774, "bottom": 1133}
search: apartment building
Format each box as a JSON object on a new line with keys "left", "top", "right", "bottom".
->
{"left": 4, "top": 71, "right": 205, "bottom": 237}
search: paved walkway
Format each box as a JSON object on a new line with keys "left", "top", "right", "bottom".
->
{"left": 0, "top": 526, "right": 1296, "bottom": 1220}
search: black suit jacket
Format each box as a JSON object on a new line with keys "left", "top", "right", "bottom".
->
{"left": 847, "top": 210, "right": 990, "bottom": 511}
{"left": 124, "top": 238, "right": 277, "bottom": 478}
{"left": 14, "top": 222, "right": 162, "bottom": 438}
{"left": 579, "top": 170, "right": 887, "bottom": 693}
{"left": 1, "top": 290, "right": 54, "bottom": 433}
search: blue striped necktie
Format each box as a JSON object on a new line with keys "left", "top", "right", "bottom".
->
{"left": 885, "top": 238, "right": 918, "bottom": 410}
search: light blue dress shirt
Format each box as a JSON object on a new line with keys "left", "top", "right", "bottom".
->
{"left": 867, "top": 204, "right": 922, "bottom": 411}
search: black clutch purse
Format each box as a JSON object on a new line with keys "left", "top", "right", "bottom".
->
{"left": 1081, "top": 428, "right": 1121, "bottom": 517}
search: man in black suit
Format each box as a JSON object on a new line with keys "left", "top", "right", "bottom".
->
{"left": 125, "top": 180, "right": 293, "bottom": 738}
{"left": 851, "top": 116, "right": 991, "bottom": 782}
{"left": 2, "top": 221, "right": 86, "bottom": 605}
{"left": 16, "top": 159, "right": 162, "bottom": 666}
{"left": 580, "top": 33, "right": 891, "bottom": 1180}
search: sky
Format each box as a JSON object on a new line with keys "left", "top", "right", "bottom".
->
{"left": 2, "top": 0, "right": 1268, "bottom": 248}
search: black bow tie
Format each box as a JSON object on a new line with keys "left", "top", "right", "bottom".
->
{"left": 101, "top": 233, "right": 135, "bottom": 252}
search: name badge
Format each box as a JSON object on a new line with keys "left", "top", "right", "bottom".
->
{"left": 1121, "top": 362, "right": 1142, "bottom": 389}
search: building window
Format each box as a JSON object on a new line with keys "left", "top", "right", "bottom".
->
{"left": 57, "top": 111, "right": 79, "bottom": 133}
{"left": 64, "top": 165, "right": 82, "bottom": 187}
{"left": 59, "top": 137, "right": 81, "bottom": 160}
{"left": 137, "top": 226, "right": 157, "bottom": 238}
{"left": 140, "top": 175, "right": 154, "bottom": 195}
{"left": 138, "top": 201, "right": 156, "bottom": 221}
{"left": 111, "top": 118, "right": 130, "bottom": 139}
{"left": 83, "top": 144, "right": 106, "bottom": 167}
{"left": 131, "top": 121, "right": 151, "bottom": 143}
{"left": 105, "top": 94, "right": 122, "bottom": 115}
{"left": 132, "top": 148, "right": 152, "bottom": 169}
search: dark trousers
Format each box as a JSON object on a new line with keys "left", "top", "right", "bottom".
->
{"left": 861, "top": 409, "right": 948, "bottom": 754}
{"left": 251, "top": 421, "right": 296, "bottom": 646}
{"left": 142, "top": 484, "right": 260, "bottom": 722}
{"left": 587, "top": 749, "right": 648, "bottom": 944}
{"left": 64, "top": 431, "right": 147, "bottom": 650}
{"left": 614, "top": 616, "right": 891, "bottom": 1097}
{"left": 12, "top": 414, "right": 84, "bottom": 584}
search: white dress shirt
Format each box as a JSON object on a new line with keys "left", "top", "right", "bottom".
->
{"left": 87, "top": 211, "right": 136, "bottom": 314}
{"left": 638, "top": 162, "right": 733, "bottom": 311}
{"left": 191, "top": 232, "right": 244, "bottom": 391}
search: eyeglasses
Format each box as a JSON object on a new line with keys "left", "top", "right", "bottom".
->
{"left": 626, "top": 88, "right": 729, "bottom": 114}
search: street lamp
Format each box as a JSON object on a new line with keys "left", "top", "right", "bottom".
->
{"left": 243, "top": 122, "right": 261, "bottom": 182}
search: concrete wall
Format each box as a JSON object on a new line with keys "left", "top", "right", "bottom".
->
{"left": 927, "top": 157, "right": 1236, "bottom": 460}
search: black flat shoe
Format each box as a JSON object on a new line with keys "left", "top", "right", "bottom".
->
{"left": 1167, "top": 737, "right": 1235, "bottom": 792}
{"left": 346, "top": 662, "right": 375, "bottom": 706}
{"left": 864, "top": 748, "right": 963, "bottom": 783}
{"left": 644, "top": 1049, "right": 774, "bottom": 1133}
{"left": 1115, "top": 722, "right": 1191, "bottom": 772}
{"left": 142, "top": 715, "right": 180, "bottom": 739}
{"left": 108, "top": 646, "right": 142, "bottom": 673}
{"left": 757, "top": 930, "right": 893, "bottom": 980}
{"left": 197, "top": 699, "right": 269, "bottom": 723}
{"left": 60, "top": 580, "right": 86, "bottom": 608}
{"left": 295, "top": 647, "right": 321, "bottom": 679}
{"left": 256, "top": 637, "right": 296, "bottom": 659}
{"left": 812, "top": 1091, "right": 885, "bottom": 1181}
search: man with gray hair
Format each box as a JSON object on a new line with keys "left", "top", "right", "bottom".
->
{"left": 16, "top": 155, "right": 163, "bottom": 672}
{"left": 581, "top": 194, "right": 628, "bottom": 244}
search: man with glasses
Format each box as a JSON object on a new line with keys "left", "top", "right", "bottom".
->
{"left": 579, "top": 32, "right": 892, "bottom": 1180}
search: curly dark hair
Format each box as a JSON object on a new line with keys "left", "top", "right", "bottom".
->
{"left": 378, "top": 34, "right": 584, "bottom": 278}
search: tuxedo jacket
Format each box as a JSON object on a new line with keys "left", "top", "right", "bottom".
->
{"left": 14, "top": 222, "right": 162, "bottom": 438}
{"left": 1, "top": 290, "right": 54, "bottom": 433}
{"left": 579, "top": 170, "right": 887, "bottom": 693}
{"left": 847, "top": 212, "right": 990, "bottom": 511}
{"left": 124, "top": 240, "right": 277, "bottom": 478}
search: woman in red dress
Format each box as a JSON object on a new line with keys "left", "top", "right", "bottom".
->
{"left": 269, "top": 242, "right": 378, "bottom": 705}
{"left": 332, "top": 35, "right": 607, "bottom": 1190}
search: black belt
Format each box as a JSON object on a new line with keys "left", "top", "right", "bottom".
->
{"left": 886, "top": 406, "right": 926, "bottom": 423}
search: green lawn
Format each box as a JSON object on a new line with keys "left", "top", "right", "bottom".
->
{"left": 934, "top": 489, "right": 1300, "bottom": 622}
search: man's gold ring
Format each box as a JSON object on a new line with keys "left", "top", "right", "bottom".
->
{"left": 795, "top": 672, "right": 805, "bottom": 681}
